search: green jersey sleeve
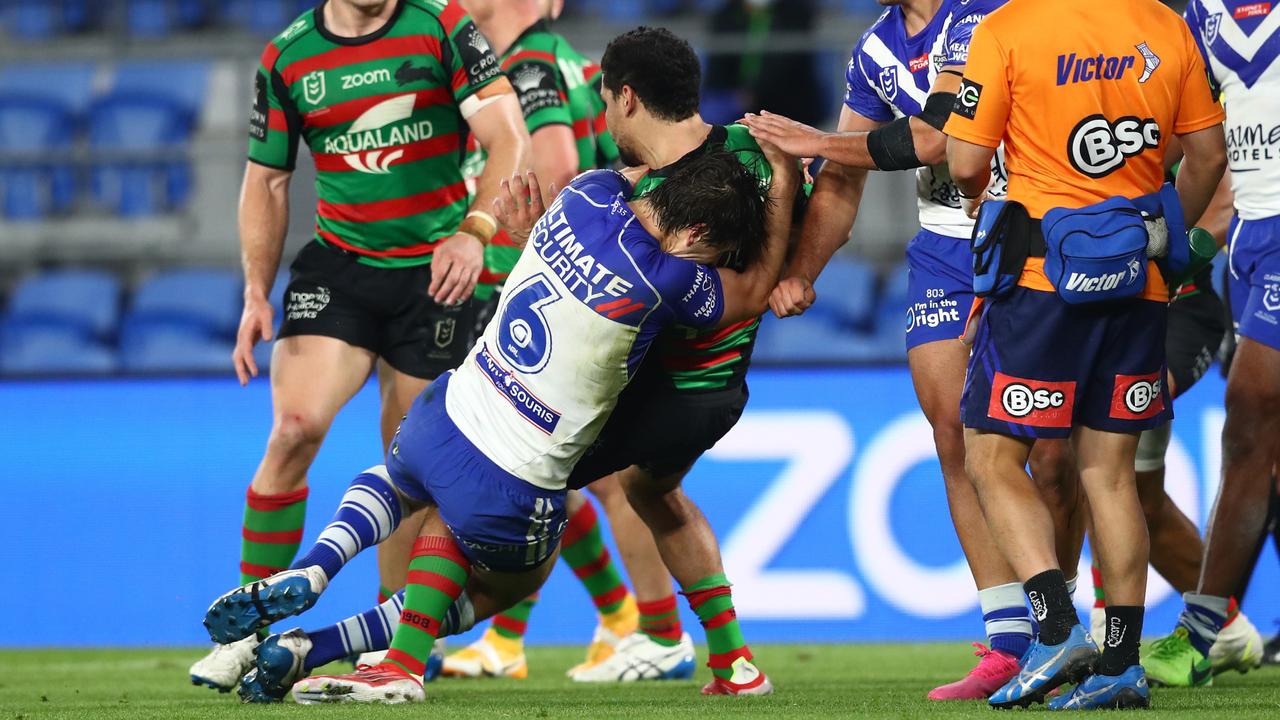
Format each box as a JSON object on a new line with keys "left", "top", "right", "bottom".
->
{"left": 438, "top": 2, "right": 503, "bottom": 105}
{"left": 247, "top": 47, "right": 302, "bottom": 171}
{"left": 504, "top": 56, "right": 572, "bottom": 132}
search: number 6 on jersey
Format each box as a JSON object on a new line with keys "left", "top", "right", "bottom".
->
{"left": 497, "top": 274, "right": 563, "bottom": 373}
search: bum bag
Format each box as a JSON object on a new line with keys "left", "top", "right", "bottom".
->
{"left": 970, "top": 199, "right": 1031, "bottom": 298}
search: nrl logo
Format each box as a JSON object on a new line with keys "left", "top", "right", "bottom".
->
{"left": 511, "top": 65, "right": 547, "bottom": 92}
{"left": 879, "top": 66, "right": 898, "bottom": 100}
{"left": 302, "top": 70, "right": 326, "bottom": 105}
{"left": 1205, "top": 13, "right": 1222, "bottom": 45}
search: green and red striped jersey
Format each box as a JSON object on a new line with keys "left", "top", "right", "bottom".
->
{"left": 632, "top": 124, "right": 772, "bottom": 392}
{"left": 248, "top": 0, "right": 502, "bottom": 268}
{"left": 466, "top": 20, "right": 619, "bottom": 301}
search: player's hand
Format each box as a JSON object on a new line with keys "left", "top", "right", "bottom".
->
{"left": 493, "top": 170, "right": 548, "bottom": 247}
{"left": 769, "top": 276, "right": 816, "bottom": 318}
{"left": 233, "top": 294, "right": 274, "bottom": 386}
{"left": 429, "top": 232, "right": 484, "bottom": 306}
{"left": 741, "top": 111, "right": 827, "bottom": 160}
{"left": 961, "top": 192, "right": 990, "bottom": 220}
{"left": 754, "top": 136, "right": 800, "bottom": 194}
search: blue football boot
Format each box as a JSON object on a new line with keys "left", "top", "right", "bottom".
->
{"left": 1048, "top": 665, "right": 1150, "bottom": 710}
{"left": 237, "top": 628, "right": 312, "bottom": 703}
{"left": 204, "top": 566, "right": 328, "bottom": 644}
{"left": 989, "top": 624, "right": 1099, "bottom": 709}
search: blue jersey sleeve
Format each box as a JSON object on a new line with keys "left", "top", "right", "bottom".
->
{"left": 942, "top": 0, "right": 1004, "bottom": 68}
{"left": 625, "top": 228, "right": 725, "bottom": 329}
{"left": 843, "top": 48, "right": 894, "bottom": 122}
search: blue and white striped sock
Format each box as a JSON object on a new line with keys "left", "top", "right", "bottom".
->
{"left": 1177, "top": 592, "right": 1229, "bottom": 656}
{"left": 290, "top": 466, "right": 403, "bottom": 582}
{"left": 980, "top": 582, "right": 1033, "bottom": 659}
{"left": 302, "top": 589, "right": 474, "bottom": 670}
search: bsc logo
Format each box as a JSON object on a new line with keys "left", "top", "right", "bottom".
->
{"left": 1110, "top": 372, "right": 1165, "bottom": 420}
{"left": 988, "top": 372, "right": 1074, "bottom": 427}
{"left": 1067, "top": 114, "right": 1160, "bottom": 178}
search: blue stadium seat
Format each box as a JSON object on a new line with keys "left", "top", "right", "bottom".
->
{"left": 1, "top": 269, "right": 121, "bottom": 342}
{"left": 0, "top": 331, "right": 117, "bottom": 375}
{"left": 120, "top": 329, "right": 233, "bottom": 373}
{"left": 0, "top": 63, "right": 94, "bottom": 218}
{"left": 121, "top": 269, "right": 242, "bottom": 350}
{"left": 126, "top": 0, "right": 178, "bottom": 38}
{"left": 755, "top": 313, "right": 900, "bottom": 363}
{"left": 227, "top": 0, "right": 308, "bottom": 36}
{"left": 0, "top": 96, "right": 77, "bottom": 218}
{"left": 809, "top": 255, "right": 878, "bottom": 331}
{"left": 1, "top": 0, "right": 56, "bottom": 40}
{"left": 88, "top": 93, "right": 196, "bottom": 216}
{"left": 110, "top": 61, "right": 209, "bottom": 117}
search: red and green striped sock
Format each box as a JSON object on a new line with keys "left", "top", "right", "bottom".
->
{"left": 561, "top": 500, "right": 629, "bottom": 618}
{"left": 1091, "top": 561, "right": 1105, "bottom": 609}
{"left": 381, "top": 536, "right": 470, "bottom": 676}
{"left": 377, "top": 585, "right": 396, "bottom": 604}
{"left": 490, "top": 593, "right": 538, "bottom": 641}
{"left": 683, "top": 574, "right": 751, "bottom": 681}
{"left": 637, "top": 595, "right": 682, "bottom": 647}
{"left": 240, "top": 486, "right": 308, "bottom": 584}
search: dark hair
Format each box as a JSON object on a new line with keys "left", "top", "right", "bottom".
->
{"left": 601, "top": 26, "right": 701, "bottom": 122}
{"left": 645, "top": 149, "right": 769, "bottom": 268}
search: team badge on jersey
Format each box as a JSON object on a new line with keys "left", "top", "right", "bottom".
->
{"left": 1205, "top": 12, "right": 1222, "bottom": 44}
{"left": 303, "top": 70, "right": 326, "bottom": 105}
{"left": 879, "top": 67, "right": 898, "bottom": 101}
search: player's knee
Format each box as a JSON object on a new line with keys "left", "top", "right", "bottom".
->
{"left": 1028, "top": 441, "right": 1074, "bottom": 494}
{"left": 268, "top": 409, "right": 331, "bottom": 457}
{"left": 930, "top": 418, "right": 966, "bottom": 474}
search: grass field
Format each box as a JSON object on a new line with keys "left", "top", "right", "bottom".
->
{"left": 3, "top": 644, "right": 1278, "bottom": 719}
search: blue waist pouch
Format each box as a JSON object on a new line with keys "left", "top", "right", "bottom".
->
{"left": 971, "top": 199, "right": 1031, "bottom": 298}
{"left": 1041, "top": 196, "right": 1149, "bottom": 305}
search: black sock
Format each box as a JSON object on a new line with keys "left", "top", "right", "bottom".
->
{"left": 1098, "top": 605, "right": 1143, "bottom": 675}
{"left": 1024, "top": 569, "right": 1077, "bottom": 645}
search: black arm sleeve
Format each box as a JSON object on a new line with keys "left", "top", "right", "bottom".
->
{"left": 866, "top": 116, "right": 921, "bottom": 171}
{"left": 917, "top": 91, "right": 956, "bottom": 131}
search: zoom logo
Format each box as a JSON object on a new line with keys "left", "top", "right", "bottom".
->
{"left": 1067, "top": 114, "right": 1160, "bottom": 178}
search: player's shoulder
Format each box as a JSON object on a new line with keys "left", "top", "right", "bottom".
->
{"left": 718, "top": 125, "right": 773, "bottom": 189}
{"left": 262, "top": 7, "right": 319, "bottom": 69}
{"left": 851, "top": 8, "right": 897, "bottom": 58}
{"left": 948, "top": 0, "right": 1007, "bottom": 24}
{"left": 403, "top": 0, "right": 471, "bottom": 35}
{"left": 562, "top": 170, "right": 634, "bottom": 224}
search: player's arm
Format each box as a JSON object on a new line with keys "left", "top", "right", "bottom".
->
{"left": 716, "top": 140, "right": 802, "bottom": 327}
{"left": 1197, "top": 168, "right": 1234, "bottom": 246}
{"left": 741, "top": 72, "right": 960, "bottom": 169}
{"left": 947, "top": 137, "right": 996, "bottom": 218}
{"left": 431, "top": 79, "right": 531, "bottom": 305}
{"left": 234, "top": 57, "right": 300, "bottom": 385}
{"left": 1175, "top": 123, "right": 1227, "bottom": 228}
{"left": 506, "top": 57, "right": 581, "bottom": 200}
{"left": 769, "top": 106, "right": 881, "bottom": 317}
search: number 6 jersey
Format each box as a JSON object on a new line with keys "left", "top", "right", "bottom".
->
{"left": 445, "top": 170, "right": 726, "bottom": 490}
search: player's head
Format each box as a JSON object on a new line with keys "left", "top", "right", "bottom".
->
{"left": 600, "top": 27, "right": 702, "bottom": 166}
{"left": 876, "top": 0, "right": 906, "bottom": 6}
{"left": 543, "top": 0, "right": 564, "bottom": 19}
{"left": 645, "top": 149, "right": 768, "bottom": 267}
{"left": 335, "top": 0, "right": 395, "bottom": 11}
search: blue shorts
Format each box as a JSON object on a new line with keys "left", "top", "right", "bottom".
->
{"left": 905, "top": 229, "right": 972, "bottom": 351}
{"left": 1227, "top": 214, "right": 1280, "bottom": 351}
{"left": 386, "top": 373, "right": 567, "bottom": 573}
{"left": 961, "top": 287, "right": 1172, "bottom": 439}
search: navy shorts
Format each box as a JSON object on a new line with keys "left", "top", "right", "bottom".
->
{"left": 905, "top": 229, "right": 972, "bottom": 350}
{"left": 1227, "top": 214, "right": 1280, "bottom": 351}
{"left": 386, "top": 373, "right": 567, "bottom": 573}
{"left": 961, "top": 286, "right": 1172, "bottom": 439}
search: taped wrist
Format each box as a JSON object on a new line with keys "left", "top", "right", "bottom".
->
{"left": 919, "top": 91, "right": 956, "bottom": 131}
{"left": 866, "top": 116, "right": 922, "bottom": 171}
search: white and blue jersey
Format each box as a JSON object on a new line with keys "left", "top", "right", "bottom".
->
{"left": 445, "top": 170, "right": 725, "bottom": 490}
{"left": 1185, "top": 0, "right": 1280, "bottom": 220}
{"left": 1187, "top": 1, "right": 1280, "bottom": 349}
{"left": 844, "top": 0, "right": 1008, "bottom": 238}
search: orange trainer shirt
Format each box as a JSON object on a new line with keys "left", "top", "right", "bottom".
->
{"left": 944, "top": 0, "right": 1225, "bottom": 301}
